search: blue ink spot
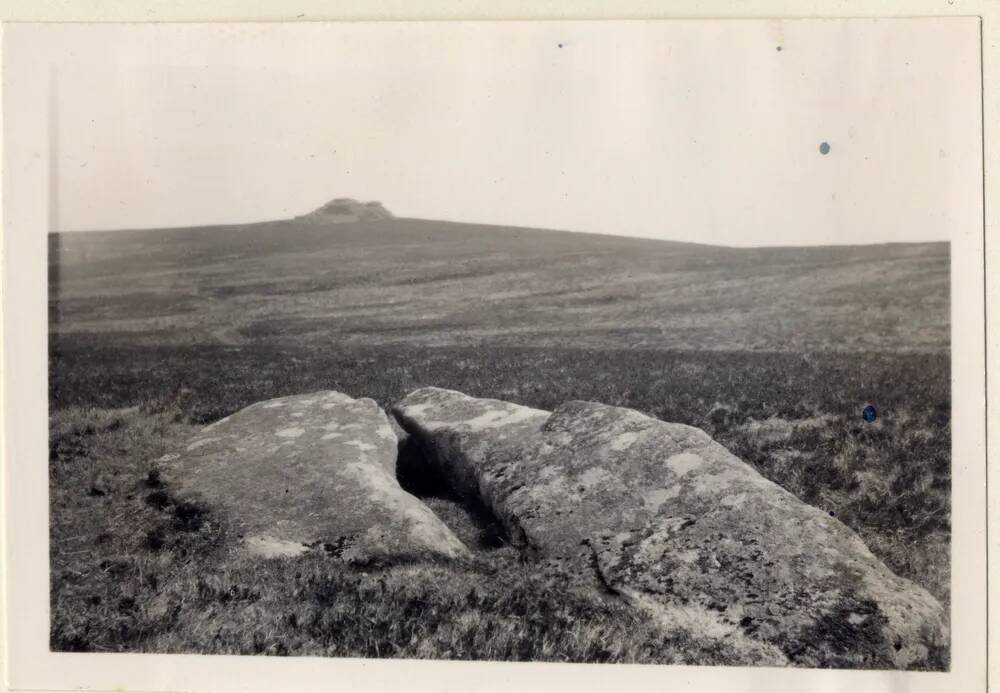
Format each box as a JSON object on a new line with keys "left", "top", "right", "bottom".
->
{"left": 819, "top": 142, "right": 831, "bottom": 155}
{"left": 863, "top": 405, "right": 877, "bottom": 423}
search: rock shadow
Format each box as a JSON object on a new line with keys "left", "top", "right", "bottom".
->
{"left": 395, "top": 430, "right": 509, "bottom": 551}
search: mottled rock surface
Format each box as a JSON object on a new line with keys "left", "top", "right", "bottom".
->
{"left": 159, "top": 391, "right": 468, "bottom": 563}
{"left": 393, "top": 387, "right": 948, "bottom": 669}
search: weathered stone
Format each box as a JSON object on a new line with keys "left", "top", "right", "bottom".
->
{"left": 393, "top": 387, "right": 948, "bottom": 669}
{"left": 159, "top": 390, "right": 468, "bottom": 563}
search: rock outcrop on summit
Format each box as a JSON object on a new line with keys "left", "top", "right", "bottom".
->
{"left": 393, "top": 387, "right": 948, "bottom": 669}
{"left": 295, "top": 198, "right": 394, "bottom": 224}
{"left": 157, "top": 390, "right": 468, "bottom": 563}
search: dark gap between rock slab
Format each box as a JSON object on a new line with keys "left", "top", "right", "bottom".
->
{"left": 394, "top": 427, "right": 510, "bottom": 553}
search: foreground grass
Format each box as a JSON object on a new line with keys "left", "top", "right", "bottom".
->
{"left": 49, "top": 342, "right": 950, "bottom": 660}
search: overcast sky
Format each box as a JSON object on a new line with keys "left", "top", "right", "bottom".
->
{"left": 45, "top": 19, "right": 980, "bottom": 246}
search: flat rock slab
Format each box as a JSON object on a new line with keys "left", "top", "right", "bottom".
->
{"left": 394, "top": 387, "right": 947, "bottom": 669}
{"left": 159, "top": 391, "right": 468, "bottom": 563}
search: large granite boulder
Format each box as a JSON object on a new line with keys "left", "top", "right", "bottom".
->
{"left": 158, "top": 391, "right": 468, "bottom": 563}
{"left": 393, "top": 387, "right": 948, "bottom": 669}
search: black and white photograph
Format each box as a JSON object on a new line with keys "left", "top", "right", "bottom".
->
{"left": 1, "top": 11, "right": 991, "bottom": 692}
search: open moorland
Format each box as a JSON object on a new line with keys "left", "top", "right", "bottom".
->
{"left": 48, "top": 214, "right": 950, "bottom": 664}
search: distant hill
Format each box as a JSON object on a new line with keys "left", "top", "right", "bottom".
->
{"left": 48, "top": 212, "right": 949, "bottom": 353}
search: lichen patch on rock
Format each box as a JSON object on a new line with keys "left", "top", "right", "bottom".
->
{"left": 665, "top": 452, "right": 704, "bottom": 477}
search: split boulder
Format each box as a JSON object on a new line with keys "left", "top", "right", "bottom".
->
{"left": 158, "top": 390, "right": 469, "bottom": 563}
{"left": 393, "top": 387, "right": 948, "bottom": 669}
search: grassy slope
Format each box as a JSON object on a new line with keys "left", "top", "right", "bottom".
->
{"left": 50, "top": 218, "right": 948, "bottom": 352}
{"left": 48, "top": 217, "right": 950, "bottom": 664}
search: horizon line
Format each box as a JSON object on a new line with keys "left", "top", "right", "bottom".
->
{"left": 48, "top": 212, "right": 951, "bottom": 251}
